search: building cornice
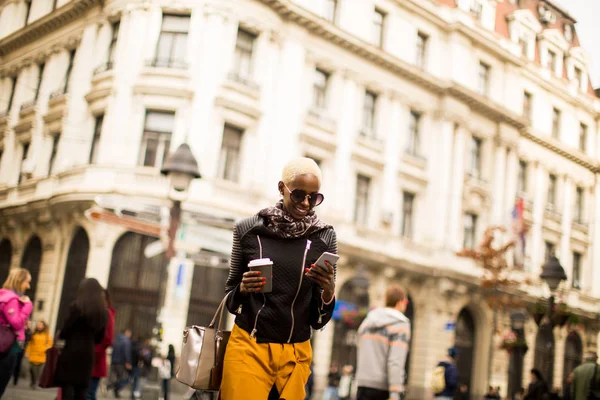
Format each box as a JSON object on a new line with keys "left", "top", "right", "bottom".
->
{"left": 522, "top": 128, "right": 598, "bottom": 173}
{"left": 0, "top": 0, "right": 101, "bottom": 57}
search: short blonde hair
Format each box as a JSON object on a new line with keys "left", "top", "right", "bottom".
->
{"left": 2, "top": 268, "right": 31, "bottom": 292}
{"left": 281, "top": 157, "right": 322, "bottom": 186}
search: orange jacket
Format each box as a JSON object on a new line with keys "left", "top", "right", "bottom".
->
{"left": 25, "top": 331, "right": 53, "bottom": 364}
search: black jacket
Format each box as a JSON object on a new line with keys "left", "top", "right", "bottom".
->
{"left": 54, "top": 304, "right": 107, "bottom": 387}
{"left": 225, "top": 215, "right": 337, "bottom": 343}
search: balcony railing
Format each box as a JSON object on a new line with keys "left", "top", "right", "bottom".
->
{"left": 145, "top": 58, "right": 188, "bottom": 69}
{"left": 404, "top": 147, "right": 426, "bottom": 162}
{"left": 20, "top": 100, "right": 36, "bottom": 113}
{"left": 227, "top": 72, "right": 259, "bottom": 91}
{"left": 93, "top": 61, "right": 114, "bottom": 75}
{"left": 50, "top": 88, "right": 67, "bottom": 100}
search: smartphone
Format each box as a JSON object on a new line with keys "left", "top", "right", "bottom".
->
{"left": 314, "top": 252, "right": 339, "bottom": 272}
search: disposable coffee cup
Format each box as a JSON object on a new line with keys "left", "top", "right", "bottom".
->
{"left": 248, "top": 258, "right": 273, "bottom": 293}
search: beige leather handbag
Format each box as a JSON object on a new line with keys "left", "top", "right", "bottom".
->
{"left": 176, "top": 293, "right": 231, "bottom": 391}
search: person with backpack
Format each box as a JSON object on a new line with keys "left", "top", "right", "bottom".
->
{"left": 571, "top": 352, "right": 600, "bottom": 400}
{"left": 432, "top": 348, "right": 459, "bottom": 400}
{"left": 0, "top": 268, "right": 33, "bottom": 398}
{"left": 355, "top": 284, "right": 411, "bottom": 400}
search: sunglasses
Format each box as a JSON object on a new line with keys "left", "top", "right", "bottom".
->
{"left": 284, "top": 184, "right": 325, "bottom": 207}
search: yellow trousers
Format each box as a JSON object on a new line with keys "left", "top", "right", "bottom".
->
{"left": 220, "top": 325, "right": 312, "bottom": 400}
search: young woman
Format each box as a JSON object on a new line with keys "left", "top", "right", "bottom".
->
{"left": 54, "top": 278, "right": 108, "bottom": 400}
{"left": 25, "top": 320, "right": 53, "bottom": 388}
{"left": 221, "top": 157, "right": 338, "bottom": 400}
{"left": 0, "top": 268, "right": 33, "bottom": 397}
{"left": 88, "top": 289, "right": 116, "bottom": 400}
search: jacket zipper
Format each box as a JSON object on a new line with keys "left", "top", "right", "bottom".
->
{"left": 288, "top": 239, "right": 311, "bottom": 343}
{"left": 250, "top": 236, "right": 265, "bottom": 339}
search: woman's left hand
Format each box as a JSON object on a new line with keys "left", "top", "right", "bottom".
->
{"left": 305, "top": 261, "right": 335, "bottom": 302}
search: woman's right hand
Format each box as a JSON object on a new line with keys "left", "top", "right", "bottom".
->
{"left": 20, "top": 295, "right": 31, "bottom": 303}
{"left": 239, "top": 271, "right": 265, "bottom": 294}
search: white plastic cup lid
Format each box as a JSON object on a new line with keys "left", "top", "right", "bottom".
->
{"left": 248, "top": 258, "right": 273, "bottom": 267}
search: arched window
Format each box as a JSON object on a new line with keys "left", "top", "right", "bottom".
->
{"left": 21, "top": 235, "right": 42, "bottom": 304}
{"left": 0, "top": 239, "right": 12, "bottom": 283}
{"left": 56, "top": 227, "right": 90, "bottom": 331}
{"left": 534, "top": 324, "right": 555, "bottom": 386}
{"left": 108, "top": 232, "right": 167, "bottom": 339}
{"left": 455, "top": 308, "right": 476, "bottom": 395}
{"left": 563, "top": 332, "right": 583, "bottom": 384}
{"left": 330, "top": 272, "right": 370, "bottom": 369}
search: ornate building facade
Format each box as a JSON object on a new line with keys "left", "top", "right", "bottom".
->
{"left": 0, "top": 0, "right": 599, "bottom": 397}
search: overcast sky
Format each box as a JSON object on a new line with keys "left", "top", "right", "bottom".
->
{"left": 555, "top": 0, "right": 600, "bottom": 88}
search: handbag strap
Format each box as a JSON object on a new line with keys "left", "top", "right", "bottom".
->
{"left": 208, "top": 292, "right": 231, "bottom": 331}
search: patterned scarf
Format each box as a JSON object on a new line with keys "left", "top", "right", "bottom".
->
{"left": 258, "top": 200, "right": 328, "bottom": 239}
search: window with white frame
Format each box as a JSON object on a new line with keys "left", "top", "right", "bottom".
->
{"left": 107, "top": 21, "right": 120, "bottom": 68}
{"left": 547, "top": 49, "right": 557, "bottom": 74}
{"left": 574, "top": 66, "right": 583, "bottom": 89}
{"left": 18, "top": 142, "right": 30, "bottom": 184}
{"left": 463, "top": 213, "right": 478, "bottom": 249}
{"left": 574, "top": 186, "right": 584, "bottom": 223}
{"left": 372, "top": 9, "right": 385, "bottom": 47}
{"left": 6, "top": 76, "right": 17, "bottom": 113}
{"left": 572, "top": 251, "right": 582, "bottom": 289}
{"left": 523, "top": 91, "right": 532, "bottom": 121}
{"left": 517, "top": 159, "right": 528, "bottom": 195}
{"left": 218, "top": 124, "right": 243, "bottom": 182}
{"left": 323, "top": 0, "right": 338, "bottom": 23}
{"left": 547, "top": 174, "right": 557, "bottom": 207}
{"left": 401, "top": 191, "right": 415, "bottom": 238}
{"left": 579, "top": 123, "right": 587, "bottom": 152}
{"left": 313, "top": 69, "right": 329, "bottom": 110}
{"left": 89, "top": 115, "right": 104, "bottom": 164}
{"left": 406, "top": 111, "right": 421, "bottom": 156}
{"left": 470, "top": 0, "right": 483, "bottom": 20}
{"left": 48, "top": 134, "right": 61, "bottom": 175}
{"left": 34, "top": 63, "right": 44, "bottom": 102}
{"left": 361, "top": 91, "right": 377, "bottom": 138}
{"left": 233, "top": 28, "right": 256, "bottom": 82}
{"left": 415, "top": 32, "right": 428, "bottom": 69}
{"left": 469, "top": 136, "right": 482, "bottom": 179}
{"left": 477, "top": 62, "right": 490, "bottom": 96}
{"left": 138, "top": 111, "right": 174, "bottom": 168}
{"left": 354, "top": 174, "right": 371, "bottom": 225}
{"left": 551, "top": 108, "right": 561, "bottom": 139}
{"left": 154, "top": 15, "right": 190, "bottom": 68}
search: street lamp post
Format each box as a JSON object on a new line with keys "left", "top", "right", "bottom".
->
{"left": 160, "top": 143, "right": 201, "bottom": 258}
{"left": 539, "top": 255, "right": 568, "bottom": 326}
{"left": 155, "top": 144, "right": 201, "bottom": 339}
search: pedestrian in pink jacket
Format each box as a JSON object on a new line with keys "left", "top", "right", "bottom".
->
{"left": 0, "top": 268, "right": 33, "bottom": 398}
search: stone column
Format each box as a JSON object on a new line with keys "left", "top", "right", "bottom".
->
{"left": 504, "top": 148, "right": 518, "bottom": 217}
{"left": 530, "top": 162, "right": 546, "bottom": 274}
{"left": 560, "top": 176, "right": 574, "bottom": 275}
{"left": 492, "top": 139, "right": 507, "bottom": 224}
{"left": 381, "top": 93, "right": 401, "bottom": 230}
{"left": 447, "top": 125, "right": 466, "bottom": 250}
{"left": 428, "top": 118, "right": 455, "bottom": 247}
{"left": 331, "top": 72, "right": 359, "bottom": 223}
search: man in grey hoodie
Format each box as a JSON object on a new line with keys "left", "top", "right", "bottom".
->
{"left": 355, "top": 284, "right": 410, "bottom": 400}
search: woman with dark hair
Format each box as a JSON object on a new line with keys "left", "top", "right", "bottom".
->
{"left": 220, "top": 157, "right": 337, "bottom": 400}
{"left": 55, "top": 278, "right": 108, "bottom": 400}
{"left": 525, "top": 369, "right": 549, "bottom": 400}
{"left": 87, "top": 289, "right": 116, "bottom": 400}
